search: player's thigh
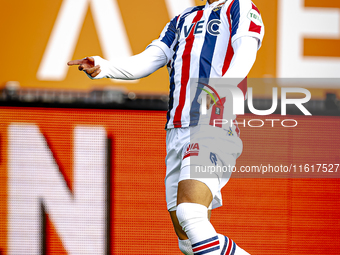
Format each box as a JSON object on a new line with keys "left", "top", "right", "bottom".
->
{"left": 165, "top": 127, "right": 191, "bottom": 211}
{"left": 169, "top": 209, "right": 212, "bottom": 240}
{"left": 176, "top": 145, "right": 222, "bottom": 208}
{"left": 177, "top": 179, "right": 213, "bottom": 207}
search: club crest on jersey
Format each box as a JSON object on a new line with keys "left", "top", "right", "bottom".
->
{"left": 213, "top": 6, "right": 222, "bottom": 12}
{"left": 213, "top": 1, "right": 227, "bottom": 12}
{"left": 183, "top": 143, "right": 200, "bottom": 159}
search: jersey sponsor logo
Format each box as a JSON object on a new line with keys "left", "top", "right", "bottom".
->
{"left": 248, "top": 9, "right": 263, "bottom": 26}
{"left": 183, "top": 19, "right": 221, "bottom": 38}
{"left": 183, "top": 23, "right": 194, "bottom": 37}
{"left": 207, "top": 19, "right": 221, "bottom": 36}
{"left": 183, "top": 143, "right": 200, "bottom": 159}
{"left": 183, "top": 20, "right": 205, "bottom": 37}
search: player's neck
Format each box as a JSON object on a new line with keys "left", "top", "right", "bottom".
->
{"left": 207, "top": 0, "right": 219, "bottom": 4}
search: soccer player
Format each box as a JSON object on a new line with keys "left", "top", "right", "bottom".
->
{"left": 68, "top": 0, "right": 264, "bottom": 254}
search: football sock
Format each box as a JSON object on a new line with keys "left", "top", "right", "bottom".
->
{"left": 218, "top": 234, "right": 236, "bottom": 255}
{"left": 218, "top": 234, "right": 250, "bottom": 255}
{"left": 177, "top": 203, "right": 220, "bottom": 255}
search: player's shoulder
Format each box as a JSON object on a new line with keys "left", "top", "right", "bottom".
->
{"left": 239, "top": 0, "right": 261, "bottom": 10}
{"left": 178, "top": 5, "right": 205, "bottom": 19}
{"left": 224, "top": 0, "right": 259, "bottom": 7}
{"left": 223, "top": 0, "right": 262, "bottom": 14}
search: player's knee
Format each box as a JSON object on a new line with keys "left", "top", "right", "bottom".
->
{"left": 176, "top": 203, "right": 208, "bottom": 231}
{"left": 178, "top": 239, "right": 194, "bottom": 255}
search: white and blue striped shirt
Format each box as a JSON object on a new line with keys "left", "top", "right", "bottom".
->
{"left": 149, "top": 0, "right": 264, "bottom": 129}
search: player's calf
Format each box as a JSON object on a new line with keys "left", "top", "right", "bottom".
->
{"left": 177, "top": 203, "right": 220, "bottom": 255}
{"left": 176, "top": 203, "right": 250, "bottom": 255}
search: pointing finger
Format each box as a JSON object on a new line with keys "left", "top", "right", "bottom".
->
{"left": 67, "top": 59, "right": 84, "bottom": 66}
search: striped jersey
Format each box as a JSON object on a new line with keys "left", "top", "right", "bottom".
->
{"left": 149, "top": 0, "right": 264, "bottom": 129}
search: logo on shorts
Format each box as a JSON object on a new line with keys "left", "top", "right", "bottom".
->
{"left": 198, "top": 82, "right": 222, "bottom": 108}
{"left": 183, "top": 143, "right": 200, "bottom": 160}
{"left": 228, "top": 127, "right": 234, "bottom": 136}
{"left": 210, "top": 152, "right": 218, "bottom": 166}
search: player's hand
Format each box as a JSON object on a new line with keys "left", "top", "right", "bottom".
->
{"left": 67, "top": 57, "right": 101, "bottom": 78}
{"left": 206, "top": 93, "right": 216, "bottom": 109}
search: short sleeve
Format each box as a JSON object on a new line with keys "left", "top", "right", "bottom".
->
{"left": 227, "top": 0, "right": 264, "bottom": 49}
{"left": 147, "top": 16, "right": 179, "bottom": 63}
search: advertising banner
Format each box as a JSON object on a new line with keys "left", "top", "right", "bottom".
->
{"left": 0, "top": 107, "right": 339, "bottom": 254}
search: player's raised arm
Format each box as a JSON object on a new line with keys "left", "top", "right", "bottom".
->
{"left": 67, "top": 45, "right": 168, "bottom": 80}
{"left": 67, "top": 14, "right": 179, "bottom": 81}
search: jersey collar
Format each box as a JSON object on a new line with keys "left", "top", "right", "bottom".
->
{"left": 205, "top": 0, "right": 227, "bottom": 9}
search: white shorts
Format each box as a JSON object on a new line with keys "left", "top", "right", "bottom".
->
{"left": 165, "top": 125, "right": 243, "bottom": 211}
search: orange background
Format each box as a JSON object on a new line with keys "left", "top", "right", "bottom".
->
{"left": 0, "top": 107, "right": 339, "bottom": 254}
{"left": 1, "top": 0, "right": 339, "bottom": 98}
